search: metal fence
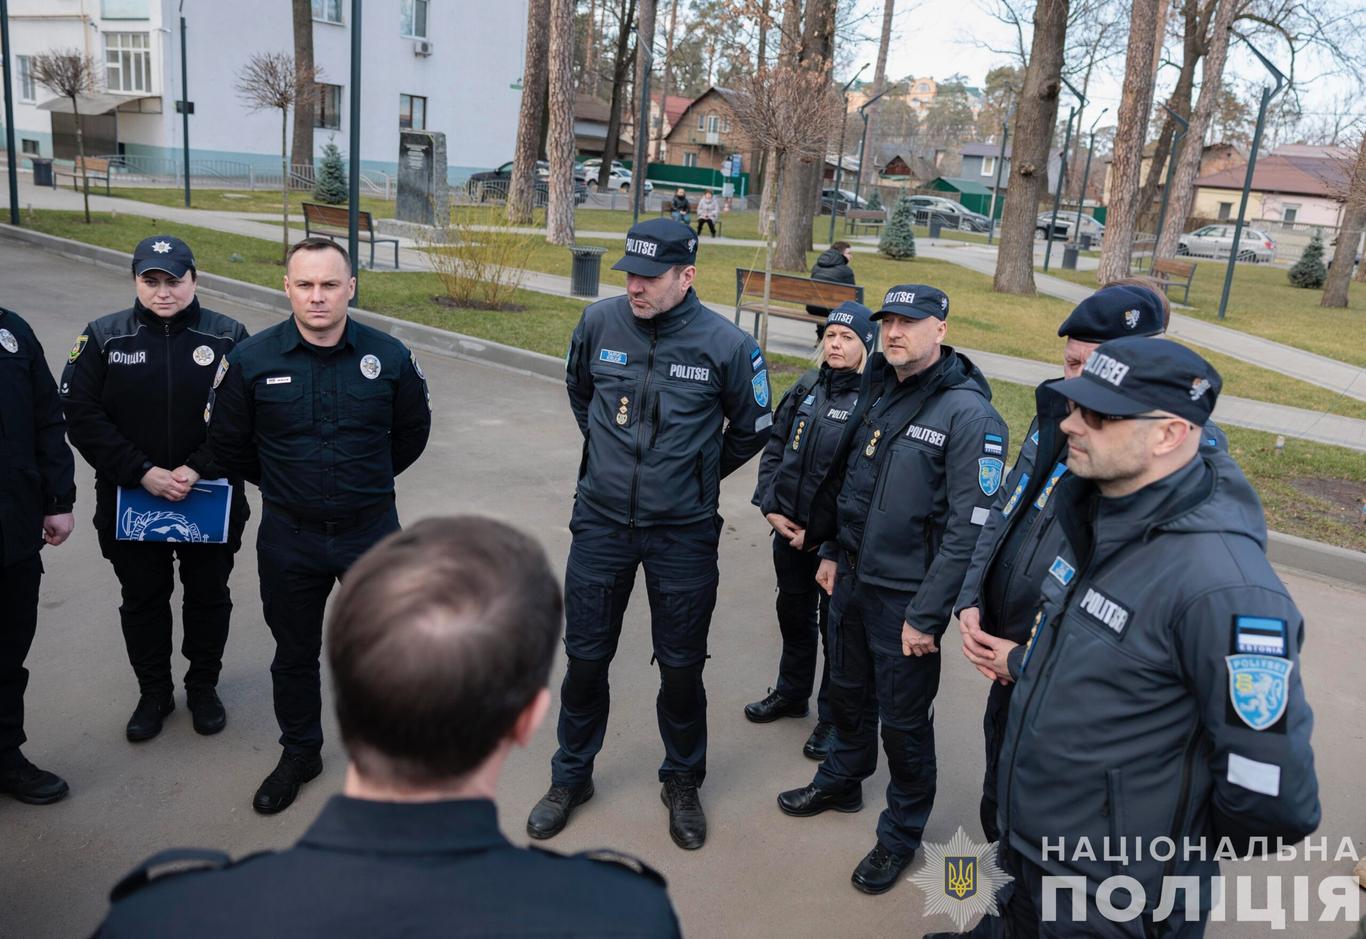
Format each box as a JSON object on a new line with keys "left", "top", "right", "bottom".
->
{"left": 87, "top": 155, "right": 394, "bottom": 199}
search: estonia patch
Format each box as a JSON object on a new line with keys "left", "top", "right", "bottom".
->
{"left": 599, "top": 348, "right": 628, "bottom": 365}
{"left": 1233, "top": 616, "right": 1287, "bottom": 657}
{"left": 752, "top": 370, "right": 770, "bottom": 408}
{"left": 983, "top": 432, "right": 1004, "bottom": 456}
{"left": 1048, "top": 556, "right": 1074, "bottom": 586}
{"left": 750, "top": 347, "right": 765, "bottom": 371}
{"left": 978, "top": 457, "right": 1004, "bottom": 497}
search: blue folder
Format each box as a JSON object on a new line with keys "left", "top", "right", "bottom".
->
{"left": 115, "top": 478, "right": 233, "bottom": 544}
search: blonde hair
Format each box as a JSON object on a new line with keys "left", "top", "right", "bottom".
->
{"left": 815, "top": 325, "right": 867, "bottom": 373}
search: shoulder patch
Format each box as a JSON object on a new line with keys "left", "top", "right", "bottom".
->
{"left": 110, "top": 848, "right": 234, "bottom": 903}
{"left": 69, "top": 334, "right": 89, "bottom": 363}
{"left": 983, "top": 432, "right": 1004, "bottom": 455}
{"left": 1226, "top": 654, "right": 1293, "bottom": 731}
{"left": 1048, "top": 555, "right": 1074, "bottom": 586}
{"left": 578, "top": 849, "right": 668, "bottom": 886}
{"left": 978, "top": 457, "right": 1004, "bottom": 496}
{"left": 750, "top": 346, "right": 765, "bottom": 371}
{"left": 752, "top": 370, "right": 770, "bottom": 407}
{"left": 410, "top": 352, "right": 426, "bottom": 381}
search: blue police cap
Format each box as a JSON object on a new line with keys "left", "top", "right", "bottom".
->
{"left": 825, "top": 301, "right": 877, "bottom": 353}
{"left": 133, "top": 235, "right": 196, "bottom": 278}
{"left": 1057, "top": 284, "right": 1164, "bottom": 341}
{"left": 1051, "top": 337, "right": 1222, "bottom": 425}
{"left": 611, "top": 218, "right": 698, "bottom": 276}
{"left": 872, "top": 284, "right": 949, "bottom": 321}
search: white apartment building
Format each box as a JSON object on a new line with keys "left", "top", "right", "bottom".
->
{"left": 3, "top": 0, "right": 526, "bottom": 179}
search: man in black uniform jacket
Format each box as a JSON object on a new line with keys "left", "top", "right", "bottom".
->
{"left": 0, "top": 306, "right": 76, "bottom": 804}
{"left": 95, "top": 516, "right": 681, "bottom": 937}
{"left": 193, "top": 237, "right": 430, "bottom": 815}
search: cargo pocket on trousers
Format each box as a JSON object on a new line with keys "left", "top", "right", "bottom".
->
{"left": 651, "top": 585, "right": 714, "bottom": 668}
{"left": 563, "top": 575, "right": 615, "bottom": 661}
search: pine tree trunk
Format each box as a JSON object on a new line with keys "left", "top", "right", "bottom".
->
{"left": 598, "top": 0, "right": 636, "bottom": 191}
{"left": 651, "top": 0, "right": 678, "bottom": 162}
{"left": 632, "top": 0, "right": 656, "bottom": 182}
{"left": 291, "top": 0, "right": 316, "bottom": 170}
{"left": 546, "top": 0, "right": 577, "bottom": 245}
{"left": 281, "top": 110, "right": 291, "bottom": 263}
{"left": 862, "top": 0, "right": 895, "bottom": 192}
{"left": 1096, "top": 0, "right": 1162, "bottom": 283}
{"left": 508, "top": 0, "right": 551, "bottom": 224}
{"left": 774, "top": 0, "right": 835, "bottom": 269}
{"left": 1135, "top": 0, "right": 1206, "bottom": 232}
{"left": 1157, "top": 0, "right": 1234, "bottom": 259}
{"left": 72, "top": 99, "right": 91, "bottom": 224}
{"left": 992, "top": 0, "right": 1069, "bottom": 295}
{"left": 1321, "top": 135, "right": 1366, "bottom": 307}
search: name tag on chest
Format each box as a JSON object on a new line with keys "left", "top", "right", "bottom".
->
{"left": 902, "top": 424, "right": 946, "bottom": 448}
{"left": 1077, "top": 586, "right": 1132, "bottom": 637}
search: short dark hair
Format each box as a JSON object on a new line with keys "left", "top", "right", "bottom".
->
{"left": 831, "top": 240, "right": 852, "bottom": 253}
{"left": 1105, "top": 275, "right": 1171, "bottom": 330}
{"left": 327, "top": 516, "right": 563, "bottom": 786}
{"left": 286, "top": 236, "right": 353, "bottom": 276}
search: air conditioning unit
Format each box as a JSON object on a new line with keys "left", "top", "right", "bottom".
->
{"left": 414, "top": 40, "right": 434, "bottom": 56}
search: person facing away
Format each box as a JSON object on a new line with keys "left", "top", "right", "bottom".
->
{"left": 806, "top": 242, "right": 856, "bottom": 340}
{"left": 96, "top": 516, "right": 682, "bottom": 938}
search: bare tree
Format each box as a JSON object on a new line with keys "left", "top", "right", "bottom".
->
{"left": 31, "top": 50, "right": 99, "bottom": 224}
{"left": 235, "top": 52, "right": 321, "bottom": 263}
{"left": 1097, "top": 0, "right": 1163, "bottom": 282}
{"left": 731, "top": 66, "right": 842, "bottom": 348}
{"left": 992, "top": 0, "right": 1070, "bottom": 295}
{"left": 632, "top": 0, "right": 658, "bottom": 176}
{"left": 1322, "top": 133, "right": 1365, "bottom": 308}
{"left": 546, "top": 0, "right": 578, "bottom": 244}
{"left": 860, "top": 0, "right": 896, "bottom": 193}
{"left": 774, "top": 0, "right": 837, "bottom": 271}
{"left": 597, "top": 0, "right": 638, "bottom": 191}
{"left": 508, "top": 0, "right": 552, "bottom": 224}
{"left": 290, "top": 0, "right": 316, "bottom": 173}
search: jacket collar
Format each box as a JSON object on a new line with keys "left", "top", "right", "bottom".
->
{"left": 297, "top": 795, "right": 510, "bottom": 856}
{"left": 134, "top": 297, "right": 200, "bottom": 333}
{"left": 280, "top": 315, "right": 357, "bottom": 354}
{"left": 628, "top": 287, "right": 701, "bottom": 336}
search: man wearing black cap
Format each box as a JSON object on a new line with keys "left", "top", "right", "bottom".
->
{"left": 951, "top": 284, "right": 1227, "bottom": 852}
{"left": 981, "top": 338, "right": 1319, "bottom": 934}
{"left": 0, "top": 304, "right": 76, "bottom": 805}
{"left": 61, "top": 235, "right": 250, "bottom": 744}
{"left": 777, "top": 284, "right": 1009, "bottom": 894}
{"left": 195, "top": 237, "right": 431, "bottom": 815}
{"left": 527, "top": 218, "right": 770, "bottom": 850}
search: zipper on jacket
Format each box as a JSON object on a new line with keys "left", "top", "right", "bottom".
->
{"left": 164, "top": 322, "right": 174, "bottom": 463}
{"left": 649, "top": 394, "right": 661, "bottom": 449}
{"left": 1160, "top": 730, "right": 1201, "bottom": 884}
{"left": 627, "top": 324, "right": 659, "bottom": 527}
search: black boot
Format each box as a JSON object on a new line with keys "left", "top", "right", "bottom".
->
{"left": 851, "top": 841, "right": 913, "bottom": 895}
{"left": 661, "top": 774, "right": 706, "bottom": 850}
{"left": 776, "top": 782, "right": 863, "bottom": 816}
{"left": 0, "top": 753, "right": 69, "bottom": 805}
{"left": 252, "top": 750, "right": 323, "bottom": 815}
{"left": 744, "top": 688, "right": 808, "bottom": 723}
{"left": 187, "top": 687, "right": 226, "bottom": 736}
{"left": 526, "top": 780, "right": 595, "bottom": 840}
{"left": 802, "top": 720, "right": 836, "bottom": 760}
{"left": 126, "top": 692, "right": 175, "bottom": 742}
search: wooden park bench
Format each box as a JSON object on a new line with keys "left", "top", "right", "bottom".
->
{"left": 844, "top": 208, "right": 887, "bottom": 236}
{"left": 658, "top": 197, "right": 723, "bottom": 235}
{"left": 1131, "top": 237, "right": 1157, "bottom": 272}
{"left": 1151, "top": 257, "right": 1197, "bottom": 304}
{"left": 733, "top": 267, "right": 865, "bottom": 344}
{"left": 302, "top": 202, "right": 400, "bottom": 270}
{"left": 52, "top": 156, "right": 111, "bottom": 195}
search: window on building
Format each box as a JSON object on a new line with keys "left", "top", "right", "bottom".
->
{"left": 1282, "top": 204, "right": 1299, "bottom": 223}
{"left": 21, "top": 139, "right": 40, "bottom": 155}
{"left": 312, "top": 0, "right": 343, "bottom": 22}
{"left": 683, "top": 152, "right": 698, "bottom": 168}
{"left": 1217, "top": 201, "right": 1232, "bottom": 220}
{"left": 918, "top": 83, "right": 929, "bottom": 92}
{"left": 706, "top": 114, "right": 719, "bottom": 133}
{"left": 981, "top": 155, "right": 995, "bottom": 177}
{"left": 720, "top": 115, "right": 730, "bottom": 133}
{"left": 315, "top": 83, "right": 342, "bottom": 129}
{"left": 399, "top": 93, "right": 427, "bottom": 129}
{"left": 102, "top": 0, "right": 151, "bottom": 18}
{"left": 16, "top": 55, "right": 36, "bottom": 102}
{"left": 104, "top": 32, "right": 151, "bottom": 93}
{"left": 400, "top": 0, "right": 429, "bottom": 38}
{"left": 697, "top": 112, "right": 705, "bottom": 130}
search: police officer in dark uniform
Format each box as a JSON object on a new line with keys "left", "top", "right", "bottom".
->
{"left": 980, "top": 339, "right": 1319, "bottom": 934}
{"left": 776, "top": 285, "right": 1009, "bottom": 894}
{"left": 60, "top": 235, "right": 250, "bottom": 742}
{"left": 745, "top": 301, "right": 876, "bottom": 761}
{"left": 96, "top": 516, "right": 681, "bottom": 937}
{"left": 193, "top": 237, "right": 430, "bottom": 815}
{"left": 954, "top": 284, "right": 1227, "bottom": 847}
{"left": 527, "top": 219, "right": 770, "bottom": 850}
{"left": 0, "top": 306, "right": 76, "bottom": 804}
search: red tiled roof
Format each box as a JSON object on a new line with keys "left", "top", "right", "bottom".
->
{"left": 651, "top": 92, "right": 693, "bottom": 125}
{"left": 1195, "top": 153, "right": 1349, "bottom": 198}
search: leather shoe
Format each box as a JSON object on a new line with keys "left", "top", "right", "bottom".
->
{"left": 0, "top": 754, "right": 69, "bottom": 805}
{"left": 526, "top": 780, "right": 594, "bottom": 840}
{"left": 125, "top": 693, "right": 175, "bottom": 742}
{"left": 660, "top": 775, "right": 706, "bottom": 850}
{"left": 802, "top": 720, "right": 836, "bottom": 760}
{"left": 744, "top": 688, "right": 808, "bottom": 723}
{"left": 776, "top": 782, "right": 862, "bottom": 817}
{"left": 186, "top": 687, "right": 226, "bottom": 736}
{"left": 252, "top": 751, "right": 323, "bottom": 815}
{"left": 852, "top": 841, "right": 913, "bottom": 894}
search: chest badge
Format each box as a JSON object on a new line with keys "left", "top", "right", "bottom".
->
{"left": 0, "top": 328, "right": 17, "bottom": 354}
{"left": 616, "top": 396, "right": 630, "bottom": 426}
{"left": 791, "top": 419, "right": 806, "bottom": 450}
{"left": 192, "top": 344, "right": 215, "bottom": 366}
{"left": 360, "top": 354, "right": 382, "bottom": 380}
{"left": 863, "top": 428, "right": 882, "bottom": 458}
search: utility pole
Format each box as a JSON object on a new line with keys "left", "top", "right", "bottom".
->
{"left": 1043, "top": 76, "right": 1086, "bottom": 273}
{"left": 986, "top": 116, "right": 1010, "bottom": 246}
{"left": 2, "top": 0, "right": 20, "bottom": 225}
{"left": 179, "top": 1, "right": 191, "bottom": 207}
{"left": 348, "top": 0, "right": 362, "bottom": 304}
{"left": 827, "top": 64, "right": 868, "bottom": 245}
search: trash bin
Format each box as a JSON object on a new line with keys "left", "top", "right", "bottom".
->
{"left": 30, "top": 158, "right": 54, "bottom": 188}
{"left": 928, "top": 217, "right": 943, "bottom": 239}
{"left": 1062, "top": 244, "right": 1079, "bottom": 270}
{"left": 569, "top": 245, "right": 607, "bottom": 298}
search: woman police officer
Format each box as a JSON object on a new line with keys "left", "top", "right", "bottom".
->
{"left": 745, "top": 301, "right": 877, "bottom": 759}
{"left": 60, "top": 235, "right": 250, "bottom": 743}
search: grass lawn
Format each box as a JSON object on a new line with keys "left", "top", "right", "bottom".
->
{"left": 18, "top": 208, "right": 1364, "bottom": 548}
{"left": 1049, "top": 259, "right": 1366, "bottom": 368}
{"left": 105, "top": 185, "right": 395, "bottom": 220}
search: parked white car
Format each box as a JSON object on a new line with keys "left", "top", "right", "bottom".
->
{"left": 1177, "top": 224, "right": 1277, "bottom": 263}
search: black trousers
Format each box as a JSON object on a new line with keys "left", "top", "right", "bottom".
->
{"left": 695, "top": 218, "right": 717, "bottom": 236}
{"left": 256, "top": 506, "right": 399, "bottom": 756}
{"left": 981, "top": 679, "right": 1014, "bottom": 842}
{"left": 770, "top": 535, "right": 831, "bottom": 721}
{"left": 0, "top": 556, "right": 43, "bottom": 760}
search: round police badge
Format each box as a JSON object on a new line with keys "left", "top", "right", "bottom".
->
{"left": 0, "top": 328, "right": 17, "bottom": 354}
{"left": 360, "top": 354, "right": 382, "bottom": 380}
{"left": 410, "top": 352, "right": 425, "bottom": 380}
{"left": 193, "top": 344, "right": 215, "bottom": 366}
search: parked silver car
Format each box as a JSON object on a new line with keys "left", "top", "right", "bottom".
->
{"left": 1177, "top": 224, "right": 1276, "bottom": 263}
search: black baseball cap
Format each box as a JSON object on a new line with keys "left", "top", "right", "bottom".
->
{"left": 1057, "top": 284, "right": 1164, "bottom": 341}
{"left": 872, "top": 284, "right": 950, "bottom": 321}
{"left": 133, "top": 235, "right": 196, "bottom": 278}
{"left": 1051, "top": 337, "right": 1222, "bottom": 425}
{"left": 611, "top": 218, "right": 698, "bottom": 276}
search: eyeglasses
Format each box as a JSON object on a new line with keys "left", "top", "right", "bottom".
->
{"left": 1065, "top": 400, "right": 1170, "bottom": 431}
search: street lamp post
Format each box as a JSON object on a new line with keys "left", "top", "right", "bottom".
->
{"left": 179, "top": 1, "right": 191, "bottom": 207}
{"left": 631, "top": 25, "right": 653, "bottom": 225}
{"left": 1217, "top": 39, "right": 1284, "bottom": 320}
{"left": 851, "top": 83, "right": 892, "bottom": 209}
{"left": 827, "top": 63, "right": 868, "bottom": 245}
{"left": 1071, "top": 106, "right": 1107, "bottom": 251}
{"left": 2, "top": 0, "right": 19, "bottom": 226}
{"left": 986, "top": 116, "right": 1010, "bottom": 246}
{"left": 347, "top": 0, "right": 362, "bottom": 304}
{"left": 1152, "top": 103, "right": 1187, "bottom": 263}
{"left": 1043, "top": 76, "right": 1086, "bottom": 274}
